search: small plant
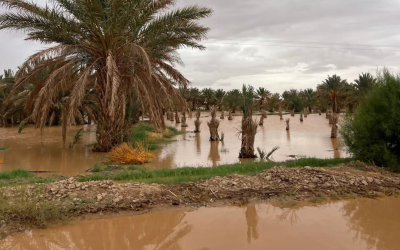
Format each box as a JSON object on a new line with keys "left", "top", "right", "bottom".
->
{"left": 69, "top": 128, "right": 83, "bottom": 148}
{"left": 257, "top": 146, "right": 280, "bottom": 161}
{"left": 18, "top": 120, "right": 27, "bottom": 134}
{"left": 220, "top": 148, "right": 229, "bottom": 153}
{"left": 91, "top": 163, "right": 102, "bottom": 172}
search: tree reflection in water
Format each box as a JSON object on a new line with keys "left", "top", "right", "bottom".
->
{"left": 341, "top": 198, "right": 400, "bottom": 250}
{"left": 0, "top": 210, "right": 193, "bottom": 250}
{"left": 245, "top": 205, "right": 259, "bottom": 243}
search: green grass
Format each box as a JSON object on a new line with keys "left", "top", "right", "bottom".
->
{"left": 0, "top": 158, "right": 355, "bottom": 187}
{"left": 0, "top": 169, "right": 33, "bottom": 180}
{"left": 130, "top": 122, "right": 182, "bottom": 151}
{"left": 78, "top": 158, "right": 354, "bottom": 184}
{"left": 0, "top": 147, "right": 8, "bottom": 151}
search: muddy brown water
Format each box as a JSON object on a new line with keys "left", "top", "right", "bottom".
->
{"left": 148, "top": 113, "right": 347, "bottom": 168}
{"left": 1, "top": 198, "right": 399, "bottom": 250}
{"left": 0, "top": 113, "right": 347, "bottom": 174}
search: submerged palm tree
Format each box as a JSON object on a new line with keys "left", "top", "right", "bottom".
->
{"left": 317, "top": 75, "right": 348, "bottom": 113}
{"left": 0, "top": 0, "right": 212, "bottom": 151}
{"left": 239, "top": 84, "right": 257, "bottom": 158}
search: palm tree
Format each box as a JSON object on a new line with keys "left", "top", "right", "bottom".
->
{"left": 215, "top": 89, "right": 226, "bottom": 110}
{"left": 0, "top": 0, "right": 212, "bottom": 151}
{"left": 239, "top": 84, "right": 257, "bottom": 158}
{"left": 282, "top": 89, "right": 303, "bottom": 112}
{"left": 268, "top": 93, "right": 281, "bottom": 112}
{"left": 187, "top": 87, "right": 202, "bottom": 111}
{"left": 201, "top": 88, "right": 215, "bottom": 110}
{"left": 317, "top": 75, "right": 348, "bottom": 113}
{"left": 300, "top": 88, "right": 315, "bottom": 113}
{"left": 223, "top": 89, "right": 241, "bottom": 113}
{"left": 348, "top": 73, "right": 377, "bottom": 109}
{"left": 256, "top": 87, "right": 271, "bottom": 110}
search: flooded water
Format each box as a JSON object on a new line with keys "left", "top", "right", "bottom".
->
{"left": 0, "top": 125, "right": 104, "bottom": 175}
{"left": 147, "top": 113, "right": 347, "bottom": 168}
{"left": 1, "top": 198, "right": 399, "bottom": 250}
{"left": 0, "top": 113, "right": 347, "bottom": 174}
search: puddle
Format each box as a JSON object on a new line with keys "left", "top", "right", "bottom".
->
{"left": 0, "top": 113, "right": 348, "bottom": 174}
{"left": 1, "top": 198, "right": 399, "bottom": 250}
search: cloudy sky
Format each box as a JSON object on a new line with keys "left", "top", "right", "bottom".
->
{"left": 1, "top": 0, "right": 400, "bottom": 93}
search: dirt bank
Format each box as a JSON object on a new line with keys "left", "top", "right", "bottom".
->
{"left": 1, "top": 164, "right": 400, "bottom": 237}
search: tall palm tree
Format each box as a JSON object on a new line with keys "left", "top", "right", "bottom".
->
{"left": 282, "top": 89, "right": 303, "bottom": 112}
{"left": 223, "top": 89, "right": 241, "bottom": 113}
{"left": 256, "top": 87, "right": 271, "bottom": 110}
{"left": 201, "top": 88, "right": 215, "bottom": 110}
{"left": 268, "top": 93, "right": 281, "bottom": 111}
{"left": 215, "top": 89, "right": 226, "bottom": 110}
{"left": 0, "top": 0, "right": 212, "bottom": 151}
{"left": 187, "top": 87, "right": 202, "bottom": 111}
{"left": 317, "top": 75, "right": 348, "bottom": 113}
{"left": 300, "top": 88, "right": 315, "bottom": 113}
{"left": 352, "top": 73, "right": 376, "bottom": 102}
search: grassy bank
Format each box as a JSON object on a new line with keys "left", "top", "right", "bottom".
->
{"left": 0, "top": 158, "right": 355, "bottom": 187}
{"left": 130, "top": 122, "right": 182, "bottom": 151}
{"left": 78, "top": 158, "right": 354, "bottom": 184}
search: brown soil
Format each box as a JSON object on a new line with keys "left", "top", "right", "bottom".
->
{"left": 1, "top": 165, "right": 400, "bottom": 237}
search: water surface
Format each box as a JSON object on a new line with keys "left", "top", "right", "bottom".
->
{"left": 0, "top": 113, "right": 347, "bottom": 174}
{"left": 1, "top": 198, "right": 398, "bottom": 250}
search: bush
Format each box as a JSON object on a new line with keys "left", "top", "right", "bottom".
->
{"left": 340, "top": 70, "right": 400, "bottom": 171}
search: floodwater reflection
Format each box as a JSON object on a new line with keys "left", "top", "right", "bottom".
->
{"left": 2, "top": 198, "right": 399, "bottom": 250}
{"left": 147, "top": 114, "right": 348, "bottom": 169}
{"left": 0, "top": 113, "right": 349, "bottom": 174}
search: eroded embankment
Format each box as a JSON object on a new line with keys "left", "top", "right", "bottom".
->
{"left": 1, "top": 165, "right": 400, "bottom": 237}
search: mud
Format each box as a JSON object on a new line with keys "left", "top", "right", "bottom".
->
{"left": 1, "top": 197, "right": 400, "bottom": 250}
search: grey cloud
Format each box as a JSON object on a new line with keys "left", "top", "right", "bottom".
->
{"left": 1, "top": 0, "right": 400, "bottom": 93}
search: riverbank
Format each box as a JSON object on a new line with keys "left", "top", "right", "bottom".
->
{"left": 0, "top": 159, "right": 399, "bottom": 238}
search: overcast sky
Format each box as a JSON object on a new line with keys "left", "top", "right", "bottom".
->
{"left": 1, "top": 0, "right": 400, "bottom": 93}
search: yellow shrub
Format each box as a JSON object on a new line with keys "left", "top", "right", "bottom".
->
{"left": 108, "top": 143, "right": 155, "bottom": 164}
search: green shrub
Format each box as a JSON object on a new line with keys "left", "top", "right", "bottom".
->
{"left": 340, "top": 70, "right": 400, "bottom": 171}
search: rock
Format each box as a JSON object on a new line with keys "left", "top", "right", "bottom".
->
{"left": 311, "top": 177, "right": 320, "bottom": 183}
{"left": 361, "top": 180, "right": 368, "bottom": 186}
{"left": 68, "top": 184, "right": 76, "bottom": 189}
{"left": 96, "top": 194, "right": 103, "bottom": 202}
{"left": 304, "top": 166, "right": 311, "bottom": 170}
{"left": 367, "top": 177, "right": 374, "bottom": 183}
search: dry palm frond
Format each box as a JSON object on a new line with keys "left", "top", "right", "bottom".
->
{"left": 108, "top": 142, "right": 155, "bottom": 164}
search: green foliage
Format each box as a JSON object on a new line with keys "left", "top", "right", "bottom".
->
{"left": 0, "top": 169, "right": 33, "bottom": 179}
{"left": 282, "top": 89, "right": 303, "bottom": 112}
{"left": 78, "top": 158, "right": 354, "bottom": 184}
{"left": 223, "top": 89, "right": 242, "bottom": 112}
{"left": 130, "top": 122, "right": 181, "bottom": 151}
{"left": 0, "top": 147, "right": 8, "bottom": 151}
{"left": 340, "top": 69, "right": 400, "bottom": 171}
